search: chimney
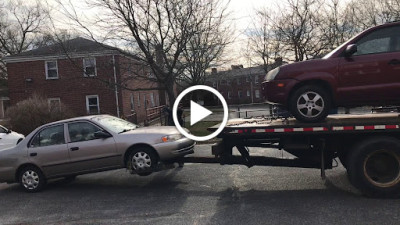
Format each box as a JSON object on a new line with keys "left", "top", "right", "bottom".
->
{"left": 211, "top": 68, "right": 218, "bottom": 74}
{"left": 275, "top": 57, "right": 283, "bottom": 66}
{"left": 231, "top": 65, "right": 243, "bottom": 70}
{"left": 155, "top": 44, "right": 164, "bottom": 67}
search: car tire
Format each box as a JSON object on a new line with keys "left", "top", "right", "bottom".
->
{"left": 19, "top": 166, "right": 46, "bottom": 193}
{"left": 347, "top": 137, "right": 400, "bottom": 198}
{"left": 128, "top": 147, "right": 158, "bottom": 175}
{"left": 289, "top": 85, "right": 331, "bottom": 123}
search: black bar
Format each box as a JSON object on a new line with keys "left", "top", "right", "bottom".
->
{"left": 182, "top": 156, "right": 321, "bottom": 169}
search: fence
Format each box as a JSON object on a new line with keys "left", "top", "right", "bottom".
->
{"left": 146, "top": 105, "right": 166, "bottom": 125}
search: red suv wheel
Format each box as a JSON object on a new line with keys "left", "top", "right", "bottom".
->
{"left": 289, "top": 85, "right": 331, "bottom": 122}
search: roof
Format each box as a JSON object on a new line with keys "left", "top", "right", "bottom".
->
{"left": 3, "top": 37, "right": 133, "bottom": 63}
{"left": 207, "top": 65, "right": 266, "bottom": 81}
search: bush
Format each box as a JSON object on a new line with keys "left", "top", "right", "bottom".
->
{"left": 6, "top": 95, "right": 74, "bottom": 135}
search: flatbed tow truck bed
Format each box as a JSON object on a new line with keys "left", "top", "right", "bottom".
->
{"left": 182, "top": 113, "right": 400, "bottom": 197}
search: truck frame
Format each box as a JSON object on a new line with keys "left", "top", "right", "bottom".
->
{"left": 182, "top": 113, "right": 400, "bottom": 198}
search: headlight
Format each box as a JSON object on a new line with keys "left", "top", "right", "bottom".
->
{"left": 264, "top": 67, "right": 280, "bottom": 82}
{"left": 161, "top": 134, "right": 183, "bottom": 142}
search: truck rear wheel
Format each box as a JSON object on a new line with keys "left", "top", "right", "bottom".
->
{"left": 347, "top": 137, "right": 400, "bottom": 198}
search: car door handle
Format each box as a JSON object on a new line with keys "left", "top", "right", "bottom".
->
{"left": 70, "top": 147, "right": 79, "bottom": 151}
{"left": 30, "top": 153, "right": 37, "bottom": 157}
{"left": 388, "top": 59, "right": 400, "bottom": 65}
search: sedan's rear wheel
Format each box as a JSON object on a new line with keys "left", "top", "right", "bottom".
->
{"left": 19, "top": 166, "right": 46, "bottom": 193}
{"left": 290, "top": 85, "right": 331, "bottom": 123}
{"left": 128, "top": 147, "right": 158, "bottom": 176}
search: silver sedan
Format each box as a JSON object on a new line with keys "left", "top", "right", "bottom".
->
{"left": 0, "top": 115, "right": 195, "bottom": 192}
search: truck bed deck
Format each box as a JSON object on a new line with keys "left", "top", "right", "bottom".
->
{"left": 209, "top": 113, "right": 400, "bottom": 136}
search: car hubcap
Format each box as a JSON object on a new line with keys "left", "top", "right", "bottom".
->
{"left": 132, "top": 152, "right": 152, "bottom": 170}
{"left": 364, "top": 150, "right": 400, "bottom": 188}
{"left": 297, "top": 91, "right": 324, "bottom": 118}
{"left": 22, "top": 170, "right": 40, "bottom": 190}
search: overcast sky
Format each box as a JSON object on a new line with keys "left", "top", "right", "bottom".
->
{"left": 224, "top": 0, "right": 283, "bottom": 67}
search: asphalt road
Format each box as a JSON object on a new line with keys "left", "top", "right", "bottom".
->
{"left": 1, "top": 144, "right": 400, "bottom": 225}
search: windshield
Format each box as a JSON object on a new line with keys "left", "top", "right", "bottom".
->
{"left": 92, "top": 115, "right": 137, "bottom": 133}
{"left": 322, "top": 32, "right": 362, "bottom": 59}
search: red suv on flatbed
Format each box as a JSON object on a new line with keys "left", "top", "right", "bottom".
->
{"left": 262, "top": 21, "right": 400, "bottom": 122}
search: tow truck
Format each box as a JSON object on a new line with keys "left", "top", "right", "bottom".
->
{"left": 182, "top": 113, "right": 400, "bottom": 198}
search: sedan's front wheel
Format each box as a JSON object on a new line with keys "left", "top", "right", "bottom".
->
{"left": 290, "top": 85, "right": 331, "bottom": 123}
{"left": 19, "top": 166, "right": 46, "bottom": 193}
{"left": 128, "top": 147, "right": 158, "bottom": 176}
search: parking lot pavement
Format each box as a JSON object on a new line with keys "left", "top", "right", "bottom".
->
{"left": 1, "top": 144, "right": 400, "bottom": 225}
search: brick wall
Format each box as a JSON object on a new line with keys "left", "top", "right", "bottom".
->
{"left": 7, "top": 55, "right": 143, "bottom": 120}
{"left": 205, "top": 74, "right": 264, "bottom": 105}
{"left": 117, "top": 56, "right": 162, "bottom": 124}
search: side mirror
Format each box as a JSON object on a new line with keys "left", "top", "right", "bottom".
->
{"left": 345, "top": 44, "right": 357, "bottom": 57}
{"left": 6, "top": 129, "right": 11, "bottom": 134}
{"left": 94, "top": 130, "right": 112, "bottom": 139}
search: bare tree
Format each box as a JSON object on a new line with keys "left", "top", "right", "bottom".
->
{"left": 57, "top": 0, "right": 230, "bottom": 106}
{"left": 0, "top": 0, "right": 49, "bottom": 79}
{"left": 245, "top": 8, "right": 283, "bottom": 72}
{"left": 313, "top": 0, "right": 359, "bottom": 55}
{"left": 274, "top": 0, "right": 329, "bottom": 61}
{"left": 346, "top": 0, "right": 400, "bottom": 29}
{"left": 179, "top": 0, "right": 232, "bottom": 87}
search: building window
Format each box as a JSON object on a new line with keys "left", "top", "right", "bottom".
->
{"left": 255, "top": 90, "right": 260, "bottom": 98}
{"left": 130, "top": 93, "right": 135, "bottom": 111}
{"left": 48, "top": 98, "right": 61, "bottom": 111}
{"left": 143, "top": 93, "right": 147, "bottom": 108}
{"left": 150, "top": 92, "right": 155, "bottom": 107}
{"left": 45, "top": 61, "right": 58, "bottom": 79}
{"left": 228, "top": 91, "right": 232, "bottom": 99}
{"left": 255, "top": 76, "right": 259, "bottom": 84}
{"left": 137, "top": 93, "right": 141, "bottom": 107}
{"left": 155, "top": 93, "right": 159, "bottom": 106}
{"left": 238, "top": 91, "right": 243, "bottom": 98}
{"left": 237, "top": 78, "right": 241, "bottom": 85}
{"left": 247, "top": 90, "right": 250, "bottom": 97}
{"left": 227, "top": 80, "right": 231, "bottom": 85}
{"left": 86, "top": 95, "right": 99, "bottom": 114}
{"left": 83, "top": 57, "right": 96, "bottom": 76}
{"left": 213, "top": 81, "right": 216, "bottom": 87}
{"left": 246, "top": 76, "right": 250, "bottom": 82}
{"left": 148, "top": 72, "right": 155, "bottom": 78}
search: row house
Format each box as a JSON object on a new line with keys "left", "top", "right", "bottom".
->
{"left": 4, "top": 37, "right": 163, "bottom": 124}
{"left": 205, "top": 60, "right": 284, "bottom": 105}
{"left": 205, "top": 65, "right": 266, "bottom": 105}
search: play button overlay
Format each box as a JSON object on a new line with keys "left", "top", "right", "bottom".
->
{"left": 173, "top": 85, "right": 228, "bottom": 141}
{"left": 190, "top": 101, "right": 213, "bottom": 126}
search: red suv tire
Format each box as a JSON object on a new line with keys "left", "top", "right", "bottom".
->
{"left": 289, "top": 85, "right": 331, "bottom": 122}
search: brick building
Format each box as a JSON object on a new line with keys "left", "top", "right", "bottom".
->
{"left": 204, "top": 65, "right": 265, "bottom": 105}
{"left": 204, "top": 61, "right": 284, "bottom": 105}
{"left": 4, "top": 37, "right": 163, "bottom": 124}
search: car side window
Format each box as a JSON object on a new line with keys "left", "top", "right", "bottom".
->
{"left": 394, "top": 36, "right": 400, "bottom": 52}
{"left": 68, "top": 122, "right": 101, "bottom": 143}
{"left": 0, "top": 126, "right": 7, "bottom": 134}
{"left": 354, "top": 26, "right": 399, "bottom": 56}
{"left": 30, "top": 125, "right": 65, "bottom": 148}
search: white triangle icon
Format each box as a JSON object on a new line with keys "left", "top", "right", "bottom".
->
{"left": 190, "top": 101, "right": 212, "bottom": 126}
